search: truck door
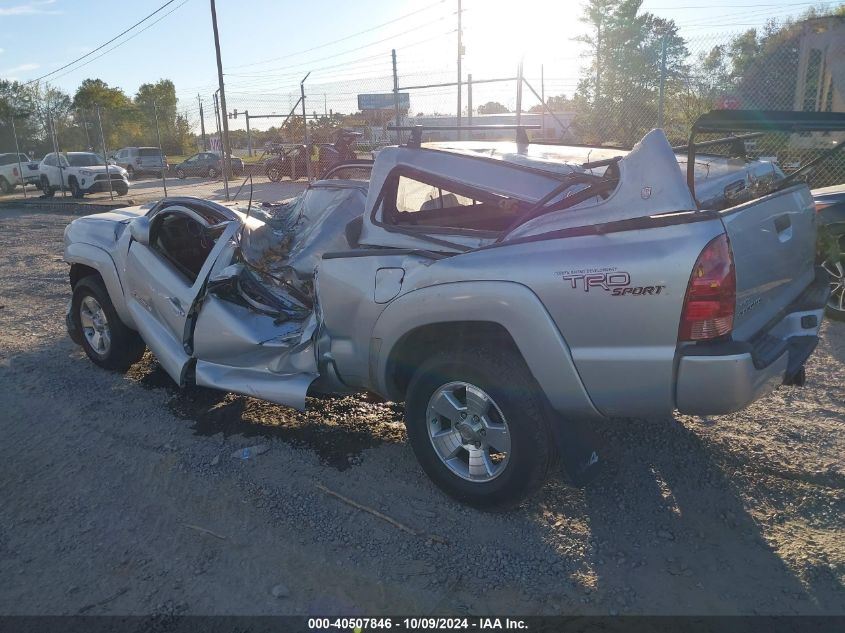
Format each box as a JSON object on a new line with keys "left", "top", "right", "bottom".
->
{"left": 124, "top": 205, "right": 239, "bottom": 384}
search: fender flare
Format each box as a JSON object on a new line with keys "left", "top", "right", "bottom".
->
{"left": 819, "top": 205, "right": 845, "bottom": 227}
{"left": 65, "top": 242, "right": 135, "bottom": 329}
{"left": 371, "top": 280, "right": 601, "bottom": 419}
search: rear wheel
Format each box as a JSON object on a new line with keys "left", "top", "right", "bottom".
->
{"left": 0, "top": 176, "right": 12, "bottom": 194}
{"left": 41, "top": 176, "right": 54, "bottom": 198}
{"left": 404, "top": 346, "right": 556, "bottom": 508}
{"left": 72, "top": 276, "right": 145, "bottom": 371}
{"left": 821, "top": 222, "right": 845, "bottom": 321}
{"left": 126, "top": 165, "right": 135, "bottom": 180}
{"left": 207, "top": 166, "right": 218, "bottom": 178}
{"left": 176, "top": 168, "right": 185, "bottom": 179}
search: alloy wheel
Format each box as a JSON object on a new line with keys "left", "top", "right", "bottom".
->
{"left": 79, "top": 295, "right": 111, "bottom": 356}
{"left": 425, "top": 381, "right": 511, "bottom": 482}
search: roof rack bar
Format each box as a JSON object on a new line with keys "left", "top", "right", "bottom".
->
{"left": 387, "top": 124, "right": 540, "bottom": 148}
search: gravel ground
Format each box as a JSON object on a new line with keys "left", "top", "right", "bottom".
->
{"left": 0, "top": 206, "right": 843, "bottom": 616}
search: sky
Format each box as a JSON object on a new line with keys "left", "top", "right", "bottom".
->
{"left": 0, "top": 0, "right": 834, "bottom": 131}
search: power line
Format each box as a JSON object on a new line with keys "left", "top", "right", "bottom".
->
{"left": 44, "top": 0, "right": 191, "bottom": 84}
{"left": 25, "top": 0, "right": 182, "bottom": 85}
{"left": 227, "top": 0, "right": 446, "bottom": 70}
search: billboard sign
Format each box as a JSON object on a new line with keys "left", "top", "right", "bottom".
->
{"left": 358, "top": 93, "right": 410, "bottom": 110}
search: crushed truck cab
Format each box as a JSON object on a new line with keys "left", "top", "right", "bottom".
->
{"left": 64, "top": 112, "right": 838, "bottom": 507}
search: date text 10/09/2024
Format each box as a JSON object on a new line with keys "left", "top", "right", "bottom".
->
{"left": 307, "top": 617, "right": 529, "bottom": 630}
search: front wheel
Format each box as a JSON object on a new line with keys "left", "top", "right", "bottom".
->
{"left": 176, "top": 168, "right": 185, "bottom": 179}
{"left": 266, "top": 163, "right": 283, "bottom": 182}
{"left": 72, "top": 276, "right": 145, "bottom": 371}
{"left": 404, "top": 346, "right": 556, "bottom": 508}
{"left": 207, "top": 166, "right": 218, "bottom": 178}
{"left": 126, "top": 165, "right": 135, "bottom": 180}
{"left": 70, "top": 178, "right": 84, "bottom": 198}
{"left": 41, "top": 176, "right": 54, "bottom": 198}
{"left": 821, "top": 222, "right": 845, "bottom": 321}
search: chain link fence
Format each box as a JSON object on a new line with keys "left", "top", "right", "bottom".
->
{"left": 2, "top": 18, "right": 843, "bottom": 204}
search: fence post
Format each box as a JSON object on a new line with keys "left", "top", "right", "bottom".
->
{"left": 392, "top": 49, "right": 401, "bottom": 144}
{"left": 467, "top": 74, "right": 473, "bottom": 134}
{"left": 245, "top": 110, "right": 252, "bottom": 157}
{"left": 456, "top": 0, "right": 462, "bottom": 140}
{"left": 657, "top": 33, "right": 667, "bottom": 129}
{"left": 47, "top": 109, "right": 66, "bottom": 198}
{"left": 516, "top": 61, "right": 524, "bottom": 127}
{"left": 213, "top": 90, "right": 229, "bottom": 200}
{"left": 10, "top": 113, "right": 27, "bottom": 199}
{"left": 198, "top": 94, "right": 208, "bottom": 151}
{"left": 301, "top": 73, "right": 311, "bottom": 181}
{"left": 96, "top": 105, "right": 114, "bottom": 201}
{"left": 153, "top": 101, "right": 168, "bottom": 197}
{"left": 541, "top": 64, "right": 545, "bottom": 138}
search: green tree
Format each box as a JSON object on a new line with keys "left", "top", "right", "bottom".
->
{"left": 477, "top": 101, "right": 509, "bottom": 115}
{"left": 574, "top": 0, "right": 687, "bottom": 145}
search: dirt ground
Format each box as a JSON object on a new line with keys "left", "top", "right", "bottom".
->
{"left": 0, "top": 206, "right": 843, "bottom": 616}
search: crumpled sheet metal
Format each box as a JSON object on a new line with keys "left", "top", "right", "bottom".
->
{"left": 240, "top": 184, "right": 368, "bottom": 281}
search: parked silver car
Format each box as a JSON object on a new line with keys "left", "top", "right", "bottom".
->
{"left": 62, "top": 111, "right": 835, "bottom": 507}
{"left": 111, "top": 147, "right": 168, "bottom": 180}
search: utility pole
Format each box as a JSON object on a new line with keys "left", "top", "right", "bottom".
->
{"left": 657, "top": 33, "right": 668, "bottom": 129}
{"left": 197, "top": 94, "right": 208, "bottom": 151}
{"left": 210, "top": 0, "right": 231, "bottom": 200}
{"left": 456, "top": 0, "right": 462, "bottom": 139}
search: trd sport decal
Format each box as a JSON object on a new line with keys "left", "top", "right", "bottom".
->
{"left": 555, "top": 268, "right": 666, "bottom": 296}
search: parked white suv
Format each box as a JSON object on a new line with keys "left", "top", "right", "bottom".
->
{"left": 111, "top": 147, "right": 168, "bottom": 180}
{"left": 40, "top": 152, "right": 130, "bottom": 198}
{"left": 0, "top": 152, "right": 41, "bottom": 194}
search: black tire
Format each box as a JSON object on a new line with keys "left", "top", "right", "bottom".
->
{"left": 821, "top": 222, "right": 845, "bottom": 321}
{"left": 0, "top": 176, "right": 12, "bottom": 194}
{"left": 69, "top": 178, "right": 84, "bottom": 199}
{"left": 266, "top": 164, "right": 283, "bottom": 182}
{"left": 176, "top": 168, "right": 186, "bottom": 179}
{"left": 72, "top": 276, "right": 145, "bottom": 371}
{"left": 115, "top": 184, "right": 128, "bottom": 197}
{"left": 41, "top": 176, "right": 54, "bottom": 198}
{"left": 126, "top": 165, "right": 135, "bottom": 180}
{"left": 404, "top": 346, "right": 556, "bottom": 508}
{"left": 207, "top": 166, "right": 218, "bottom": 178}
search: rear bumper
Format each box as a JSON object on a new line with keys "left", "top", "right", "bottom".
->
{"left": 675, "top": 268, "right": 829, "bottom": 415}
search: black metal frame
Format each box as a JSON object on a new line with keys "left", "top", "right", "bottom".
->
{"left": 687, "top": 110, "right": 845, "bottom": 200}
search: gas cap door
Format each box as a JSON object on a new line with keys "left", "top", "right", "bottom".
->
{"left": 374, "top": 267, "right": 405, "bottom": 303}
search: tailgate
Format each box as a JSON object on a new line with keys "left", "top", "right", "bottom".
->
{"left": 722, "top": 184, "right": 817, "bottom": 341}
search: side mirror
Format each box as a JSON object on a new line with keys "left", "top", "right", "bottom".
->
{"left": 129, "top": 216, "right": 151, "bottom": 246}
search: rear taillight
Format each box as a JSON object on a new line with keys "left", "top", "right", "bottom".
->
{"left": 13, "top": 167, "right": 19, "bottom": 177}
{"left": 679, "top": 233, "right": 736, "bottom": 341}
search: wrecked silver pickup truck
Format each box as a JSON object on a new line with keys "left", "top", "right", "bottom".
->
{"left": 64, "top": 111, "right": 837, "bottom": 506}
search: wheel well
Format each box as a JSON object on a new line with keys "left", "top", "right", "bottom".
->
{"left": 384, "top": 321, "right": 522, "bottom": 401}
{"left": 69, "top": 263, "right": 101, "bottom": 289}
